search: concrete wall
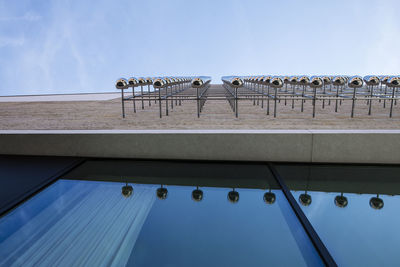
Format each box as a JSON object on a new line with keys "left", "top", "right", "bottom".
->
{"left": 0, "top": 130, "right": 399, "bottom": 164}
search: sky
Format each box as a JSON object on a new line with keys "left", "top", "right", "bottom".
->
{"left": 0, "top": 0, "right": 399, "bottom": 96}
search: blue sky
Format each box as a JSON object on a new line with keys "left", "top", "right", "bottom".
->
{"left": 0, "top": 0, "right": 399, "bottom": 95}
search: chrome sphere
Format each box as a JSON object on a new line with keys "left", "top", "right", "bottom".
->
{"left": 332, "top": 76, "right": 345, "bottom": 86}
{"left": 231, "top": 77, "right": 244, "bottom": 88}
{"left": 388, "top": 76, "right": 400, "bottom": 87}
{"left": 298, "top": 76, "right": 310, "bottom": 85}
{"left": 128, "top": 77, "right": 138, "bottom": 87}
{"left": 263, "top": 192, "right": 276, "bottom": 204}
{"left": 192, "top": 78, "right": 204, "bottom": 88}
{"left": 369, "top": 196, "right": 384, "bottom": 210}
{"left": 348, "top": 76, "right": 363, "bottom": 88}
{"left": 228, "top": 190, "right": 239, "bottom": 203}
{"left": 299, "top": 193, "right": 312, "bottom": 206}
{"left": 290, "top": 76, "right": 298, "bottom": 85}
{"left": 334, "top": 195, "right": 348, "bottom": 208}
{"left": 270, "top": 77, "right": 284, "bottom": 88}
{"left": 310, "top": 76, "right": 323, "bottom": 88}
{"left": 153, "top": 78, "right": 165, "bottom": 88}
{"left": 322, "top": 76, "right": 331, "bottom": 85}
{"left": 192, "top": 189, "right": 203, "bottom": 202}
{"left": 115, "top": 78, "right": 129, "bottom": 89}
{"left": 156, "top": 187, "right": 168, "bottom": 200}
{"left": 121, "top": 184, "right": 133, "bottom": 198}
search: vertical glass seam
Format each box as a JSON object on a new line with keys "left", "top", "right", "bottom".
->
{"left": 267, "top": 162, "right": 337, "bottom": 267}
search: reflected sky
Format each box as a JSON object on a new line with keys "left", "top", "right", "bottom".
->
{"left": 293, "top": 191, "right": 400, "bottom": 267}
{"left": 277, "top": 164, "right": 400, "bottom": 267}
{"left": 0, "top": 180, "right": 322, "bottom": 267}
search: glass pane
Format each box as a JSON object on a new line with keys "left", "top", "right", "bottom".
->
{"left": 0, "top": 161, "right": 323, "bottom": 266}
{"left": 276, "top": 164, "right": 400, "bottom": 267}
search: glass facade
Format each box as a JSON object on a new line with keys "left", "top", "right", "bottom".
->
{"left": 1, "top": 160, "right": 400, "bottom": 266}
{"left": 277, "top": 164, "right": 400, "bottom": 267}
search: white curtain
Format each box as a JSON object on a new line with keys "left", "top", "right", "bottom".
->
{"left": 0, "top": 181, "right": 156, "bottom": 267}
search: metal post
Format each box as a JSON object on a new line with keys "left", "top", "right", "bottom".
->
{"left": 274, "top": 87, "right": 277, "bottom": 118}
{"left": 148, "top": 85, "right": 151, "bottom": 106}
{"left": 292, "top": 85, "right": 295, "bottom": 109}
{"left": 171, "top": 85, "right": 174, "bottom": 110}
{"left": 312, "top": 86, "right": 317, "bottom": 118}
{"left": 158, "top": 87, "right": 162, "bottom": 118}
{"left": 165, "top": 86, "right": 169, "bottom": 116}
{"left": 235, "top": 87, "right": 238, "bottom": 118}
{"left": 197, "top": 87, "right": 200, "bottom": 118}
{"left": 267, "top": 85, "right": 270, "bottom": 115}
{"left": 261, "top": 85, "right": 264, "bottom": 108}
{"left": 141, "top": 86, "right": 144, "bottom": 109}
{"left": 384, "top": 85, "right": 387, "bottom": 108}
{"left": 390, "top": 87, "right": 395, "bottom": 118}
{"left": 301, "top": 85, "right": 305, "bottom": 112}
{"left": 284, "top": 83, "right": 287, "bottom": 106}
{"left": 351, "top": 87, "right": 356, "bottom": 118}
{"left": 132, "top": 87, "right": 136, "bottom": 113}
{"left": 368, "top": 85, "right": 373, "bottom": 115}
{"left": 121, "top": 89, "right": 125, "bottom": 118}
{"left": 335, "top": 86, "right": 339, "bottom": 112}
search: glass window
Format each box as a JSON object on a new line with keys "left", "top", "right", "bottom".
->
{"left": 276, "top": 164, "right": 400, "bottom": 267}
{"left": 0, "top": 161, "right": 323, "bottom": 266}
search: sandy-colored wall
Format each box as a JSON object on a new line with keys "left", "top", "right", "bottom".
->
{"left": 0, "top": 130, "right": 399, "bottom": 164}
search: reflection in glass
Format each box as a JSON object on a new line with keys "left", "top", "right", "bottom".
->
{"left": 227, "top": 188, "right": 239, "bottom": 203}
{"left": 263, "top": 189, "right": 276, "bottom": 205}
{"left": 369, "top": 194, "right": 384, "bottom": 210}
{"left": 156, "top": 185, "right": 168, "bottom": 200}
{"left": 334, "top": 193, "right": 348, "bottom": 208}
{"left": 191, "top": 186, "right": 203, "bottom": 202}
{"left": 122, "top": 182, "right": 134, "bottom": 198}
{"left": 277, "top": 164, "right": 400, "bottom": 266}
{"left": 0, "top": 179, "right": 323, "bottom": 266}
{"left": 299, "top": 192, "right": 312, "bottom": 206}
